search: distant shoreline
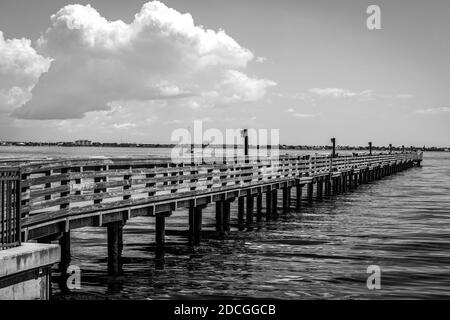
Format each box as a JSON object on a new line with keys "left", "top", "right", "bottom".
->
{"left": 0, "top": 142, "right": 448, "bottom": 152}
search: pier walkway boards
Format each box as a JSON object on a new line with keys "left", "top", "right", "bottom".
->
{"left": 1, "top": 151, "right": 422, "bottom": 276}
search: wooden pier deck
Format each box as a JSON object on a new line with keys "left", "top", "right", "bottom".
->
{"left": 1, "top": 151, "right": 422, "bottom": 275}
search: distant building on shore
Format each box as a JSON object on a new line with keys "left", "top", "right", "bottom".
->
{"left": 74, "top": 140, "right": 92, "bottom": 146}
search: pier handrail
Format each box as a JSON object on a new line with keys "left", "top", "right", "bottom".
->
{"left": 0, "top": 151, "right": 420, "bottom": 239}
{"left": 0, "top": 167, "right": 21, "bottom": 250}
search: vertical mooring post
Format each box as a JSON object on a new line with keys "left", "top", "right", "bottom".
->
{"left": 107, "top": 221, "right": 123, "bottom": 276}
{"left": 402, "top": 145, "right": 405, "bottom": 153}
{"left": 369, "top": 142, "right": 372, "bottom": 156}
{"left": 243, "top": 128, "right": 249, "bottom": 163}
{"left": 389, "top": 144, "right": 393, "bottom": 154}
{"left": 155, "top": 214, "right": 166, "bottom": 247}
{"left": 331, "top": 137, "right": 336, "bottom": 158}
{"left": 59, "top": 231, "right": 71, "bottom": 272}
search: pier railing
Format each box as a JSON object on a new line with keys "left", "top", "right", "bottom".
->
{"left": 0, "top": 151, "right": 421, "bottom": 239}
{"left": 0, "top": 167, "right": 21, "bottom": 250}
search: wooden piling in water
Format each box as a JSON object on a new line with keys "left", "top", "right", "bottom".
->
{"left": 307, "top": 182, "right": 313, "bottom": 203}
{"left": 189, "top": 206, "right": 203, "bottom": 245}
{"left": 272, "top": 189, "right": 278, "bottom": 213}
{"left": 296, "top": 184, "right": 302, "bottom": 208}
{"left": 155, "top": 215, "right": 166, "bottom": 247}
{"left": 238, "top": 196, "right": 245, "bottom": 223}
{"left": 107, "top": 221, "right": 123, "bottom": 276}
{"left": 223, "top": 200, "right": 231, "bottom": 232}
{"left": 246, "top": 195, "right": 254, "bottom": 226}
{"left": 265, "top": 190, "right": 272, "bottom": 216}
{"left": 316, "top": 177, "right": 323, "bottom": 201}
{"left": 59, "top": 231, "right": 71, "bottom": 272}
{"left": 215, "top": 201, "right": 224, "bottom": 233}
{"left": 282, "top": 186, "right": 289, "bottom": 212}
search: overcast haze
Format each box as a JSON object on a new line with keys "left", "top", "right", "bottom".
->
{"left": 0, "top": 0, "right": 449, "bottom": 146}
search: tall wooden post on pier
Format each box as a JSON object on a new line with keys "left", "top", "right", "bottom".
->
{"left": 389, "top": 144, "right": 393, "bottom": 154}
{"left": 242, "top": 128, "right": 249, "bottom": 163}
{"left": 369, "top": 142, "right": 372, "bottom": 156}
{"left": 402, "top": 145, "right": 405, "bottom": 153}
{"left": 331, "top": 138, "right": 336, "bottom": 158}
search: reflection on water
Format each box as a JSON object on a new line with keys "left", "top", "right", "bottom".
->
{"left": 2, "top": 146, "right": 449, "bottom": 299}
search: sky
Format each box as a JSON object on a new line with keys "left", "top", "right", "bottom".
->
{"left": 0, "top": 0, "right": 449, "bottom": 147}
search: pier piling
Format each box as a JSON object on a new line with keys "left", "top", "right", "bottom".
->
{"left": 107, "top": 221, "right": 123, "bottom": 276}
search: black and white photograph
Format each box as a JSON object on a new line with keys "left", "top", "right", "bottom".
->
{"left": 0, "top": 0, "right": 449, "bottom": 309}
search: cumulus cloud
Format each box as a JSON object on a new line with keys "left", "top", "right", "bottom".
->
{"left": 415, "top": 107, "right": 450, "bottom": 114}
{"left": 10, "top": 1, "right": 275, "bottom": 119}
{"left": 308, "top": 88, "right": 372, "bottom": 98}
{"left": 293, "top": 113, "right": 317, "bottom": 118}
{"left": 0, "top": 31, "right": 51, "bottom": 113}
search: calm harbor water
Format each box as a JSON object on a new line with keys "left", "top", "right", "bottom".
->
{"left": 1, "top": 146, "right": 449, "bottom": 299}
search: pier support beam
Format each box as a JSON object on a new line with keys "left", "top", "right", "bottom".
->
{"left": 238, "top": 197, "right": 245, "bottom": 229}
{"left": 316, "top": 178, "right": 323, "bottom": 201}
{"left": 215, "top": 201, "right": 224, "bottom": 233}
{"left": 223, "top": 200, "right": 231, "bottom": 232}
{"left": 296, "top": 184, "right": 302, "bottom": 208}
{"left": 59, "top": 231, "right": 71, "bottom": 272}
{"left": 326, "top": 177, "right": 332, "bottom": 197}
{"left": 265, "top": 190, "right": 272, "bottom": 216}
{"left": 246, "top": 195, "right": 254, "bottom": 227}
{"left": 189, "top": 206, "right": 203, "bottom": 245}
{"left": 155, "top": 215, "right": 166, "bottom": 247}
{"left": 256, "top": 193, "right": 263, "bottom": 221}
{"left": 272, "top": 189, "right": 278, "bottom": 214}
{"left": 107, "top": 221, "right": 123, "bottom": 276}
{"left": 307, "top": 182, "right": 313, "bottom": 204}
{"left": 216, "top": 200, "right": 231, "bottom": 234}
{"left": 282, "top": 187, "right": 289, "bottom": 212}
{"left": 348, "top": 171, "right": 353, "bottom": 191}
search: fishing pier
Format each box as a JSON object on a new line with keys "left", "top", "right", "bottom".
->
{"left": 1, "top": 146, "right": 422, "bottom": 297}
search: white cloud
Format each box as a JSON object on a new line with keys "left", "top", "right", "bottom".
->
{"left": 216, "top": 70, "right": 276, "bottom": 104}
{"left": 0, "top": 31, "right": 51, "bottom": 113}
{"left": 256, "top": 56, "right": 267, "bottom": 63}
{"left": 415, "top": 107, "right": 450, "bottom": 114}
{"left": 294, "top": 113, "right": 316, "bottom": 118}
{"left": 113, "top": 122, "right": 137, "bottom": 129}
{"left": 397, "top": 93, "right": 414, "bottom": 99}
{"left": 12, "top": 1, "right": 275, "bottom": 119}
{"left": 308, "top": 88, "right": 372, "bottom": 98}
{"left": 287, "top": 108, "right": 294, "bottom": 112}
